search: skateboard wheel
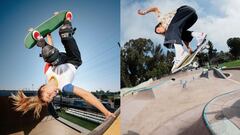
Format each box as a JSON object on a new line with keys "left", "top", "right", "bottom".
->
{"left": 66, "top": 11, "right": 73, "bottom": 21}
{"left": 193, "top": 61, "right": 199, "bottom": 68}
{"left": 32, "top": 30, "right": 42, "bottom": 40}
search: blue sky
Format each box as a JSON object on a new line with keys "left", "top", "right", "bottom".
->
{"left": 121, "top": 0, "right": 240, "bottom": 51}
{"left": 0, "top": 0, "right": 120, "bottom": 92}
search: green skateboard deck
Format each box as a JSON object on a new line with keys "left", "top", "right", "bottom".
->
{"left": 172, "top": 41, "right": 209, "bottom": 73}
{"left": 24, "top": 11, "right": 69, "bottom": 49}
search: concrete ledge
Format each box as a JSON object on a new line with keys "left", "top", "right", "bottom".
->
{"left": 212, "top": 67, "right": 227, "bottom": 79}
{"left": 203, "top": 89, "right": 240, "bottom": 135}
{"left": 88, "top": 108, "right": 120, "bottom": 135}
{"left": 222, "top": 67, "right": 240, "bottom": 70}
{"left": 56, "top": 117, "right": 90, "bottom": 134}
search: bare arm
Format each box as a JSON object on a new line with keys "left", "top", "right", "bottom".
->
{"left": 46, "top": 34, "right": 53, "bottom": 46}
{"left": 138, "top": 7, "right": 160, "bottom": 18}
{"left": 73, "top": 86, "right": 115, "bottom": 119}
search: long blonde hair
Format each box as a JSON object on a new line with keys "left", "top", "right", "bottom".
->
{"left": 9, "top": 85, "right": 47, "bottom": 119}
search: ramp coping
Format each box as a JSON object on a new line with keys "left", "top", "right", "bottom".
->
{"left": 203, "top": 89, "right": 240, "bottom": 135}
{"left": 88, "top": 108, "right": 120, "bottom": 135}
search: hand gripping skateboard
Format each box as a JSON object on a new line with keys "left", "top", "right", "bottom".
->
{"left": 24, "top": 11, "right": 72, "bottom": 49}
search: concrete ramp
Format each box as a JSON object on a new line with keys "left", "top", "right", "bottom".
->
{"left": 223, "top": 68, "right": 240, "bottom": 82}
{"left": 151, "top": 104, "right": 209, "bottom": 135}
{"left": 203, "top": 89, "right": 240, "bottom": 135}
{"left": 89, "top": 109, "right": 120, "bottom": 135}
{"left": 122, "top": 69, "right": 240, "bottom": 135}
{"left": 133, "top": 89, "right": 155, "bottom": 100}
{"left": 0, "top": 95, "right": 83, "bottom": 135}
{"left": 0, "top": 91, "right": 120, "bottom": 135}
{"left": 212, "top": 67, "right": 227, "bottom": 79}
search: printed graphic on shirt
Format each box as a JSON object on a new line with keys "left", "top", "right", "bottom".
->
{"left": 45, "top": 63, "right": 76, "bottom": 90}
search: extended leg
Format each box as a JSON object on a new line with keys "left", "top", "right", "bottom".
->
{"left": 59, "top": 20, "right": 82, "bottom": 69}
{"left": 171, "top": 43, "right": 189, "bottom": 72}
{"left": 182, "top": 30, "right": 193, "bottom": 54}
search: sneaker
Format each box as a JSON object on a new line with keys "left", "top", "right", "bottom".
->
{"left": 171, "top": 51, "right": 189, "bottom": 72}
{"left": 194, "top": 32, "right": 207, "bottom": 47}
{"left": 59, "top": 20, "right": 76, "bottom": 38}
{"left": 32, "top": 30, "right": 43, "bottom": 40}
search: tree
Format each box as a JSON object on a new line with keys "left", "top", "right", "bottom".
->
{"left": 227, "top": 37, "right": 240, "bottom": 59}
{"left": 121, "top": 38, "right": 171, "bottom": 88}
{"left": 205, "top": 40, "right": 217, "bottom": 65}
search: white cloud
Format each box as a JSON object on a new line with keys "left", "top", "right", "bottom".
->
{"left": 121, "top": 0, "right": 240, "bottom": 51}
{"left": 195, "top": 0, "right": 240, "bottom": 51}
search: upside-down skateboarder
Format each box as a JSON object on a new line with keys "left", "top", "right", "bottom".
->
{"left": 11, "top": 12, "right": 115, "bottom": 119}
{"left": 138, "top": 5, "right": 207, "bottom": 72}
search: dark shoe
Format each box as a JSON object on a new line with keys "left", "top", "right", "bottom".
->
{"left": 59, "top": 20, "right": 76, "bottom": 39}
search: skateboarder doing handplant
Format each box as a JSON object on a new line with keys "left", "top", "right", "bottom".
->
{"left": 138, "top": 5, "right": 207, "bottom": 72}
{"left": 11, "top": 12, "right": 115, "bottom": 119}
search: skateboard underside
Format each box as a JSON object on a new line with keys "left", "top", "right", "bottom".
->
{"left": 24, "top": 11, "right": 68, "bottom": 49}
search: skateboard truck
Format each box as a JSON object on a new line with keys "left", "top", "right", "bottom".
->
{"left": 28, "top": 27, "right": 34, "bottom": 32}
{"left": 54, "top": 12, "right": 59, "bottom": 15}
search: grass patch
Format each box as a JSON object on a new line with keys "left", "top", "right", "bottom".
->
{"left": 219, "top": 60, "right": 240, "bottom": 68}
{"left": 57, "top": 110, "right": 99, "bottom": 130}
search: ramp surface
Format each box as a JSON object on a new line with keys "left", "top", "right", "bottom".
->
{"left": 203, "top": 89, "right": 240, "bottom": 135}
{"left": 122, "top": 69, "right": 240, "bottom": 135}
{"left": 0, "top": 96, "right": 83, "bottom": 135}
{"left": 0, "top": 91, "right": 120, "bottom": 135}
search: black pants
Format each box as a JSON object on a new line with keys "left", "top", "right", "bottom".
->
{"left": 59, "top": 37, "right": 82, "bottom": 69}
{"left": 164, "top": 5, "right": 198, "bottom": 49}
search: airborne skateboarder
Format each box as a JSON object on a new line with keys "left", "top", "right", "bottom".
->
{"left": 11, "top": 12, "right": 115, "bottom": 119}
{"left": 138, "top": 5, "right": 207, "bottom": 72}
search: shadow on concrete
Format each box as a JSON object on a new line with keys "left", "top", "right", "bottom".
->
{"left": 123, "top": 130, "right": 140, "bottom": 135}
{"left": 178, "top": 118, "right": 210, "bottom": 135}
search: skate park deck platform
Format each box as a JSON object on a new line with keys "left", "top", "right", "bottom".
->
{"left": 121, "top": 68, "right": 240, "bottom": 135}
{"left": 0, "top": 91, "right": 120, "bottom": 135}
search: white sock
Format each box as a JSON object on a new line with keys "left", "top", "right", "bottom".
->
{"left": 174, "top": 43, "right": 184, "bottom": 59}
{"left": 191, "top": 31, "right": 200, "bottom": 37}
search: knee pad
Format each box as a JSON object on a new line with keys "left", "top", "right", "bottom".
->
{"left": 41, "top": 45, "right": 61, "bottom": 66}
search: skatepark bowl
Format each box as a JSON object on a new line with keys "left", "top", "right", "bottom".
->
{"left": 0, "top": 91, "right": 120, "bottom": 135}
{"left": 121, "top": 67, "right": 240, "bottom": 135}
